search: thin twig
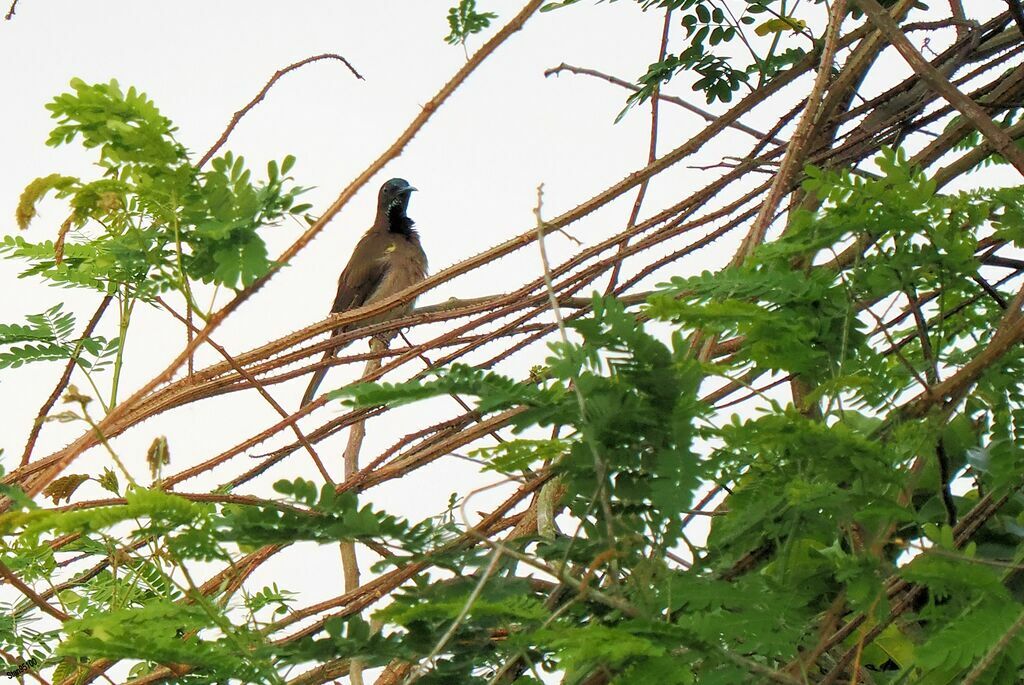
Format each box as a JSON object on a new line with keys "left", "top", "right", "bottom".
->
{"left": 197, "top": 53, "right": 364, "bottom": 168}
{"left": 534, "top": 185, "right": 618, "bottom": 577}
{"left": 904, "top": 285, "right": 938, "bottom": 384}
{"left": 902, "top": 283, "right": 1024, "bottom": 419}
{"left": 544, "top": 62, "right": 784, "bottom": 144}
{"left": 477, "top": 535, "right": 801, "bottom": 684}
{"left": 0, "top": 559, "right": 70, "bottom": 621}
{"left": 20, "top": 295, "right": 112, "bottom": 466}
{"left": 973, "top": 274, "right": 1008, "bottom": 308}
{"left": 606, "top": 6, "right": 672, "bottom": 294}
{"left": 935, "top": 439, "right": 957, "bottom": 526}
{"left": 404, "top": 547, "right": 504, "bottom": 685}
{"left": 815, "top": 487, "right": 1023, "bottom": 683}
{"left": 337, "top": 340, "right": 384, "bottom": 685}
{"left": 155, "top": 297, "right": 334, "bottom": 484}
{"left": 948, "top": 0, "right": 968, "bottom": 38}
{"left": 859, "top": 0, "right": 1024, "bottom": 176}
{"left": 397, "top": 330, "right": 507, "bottom": 444}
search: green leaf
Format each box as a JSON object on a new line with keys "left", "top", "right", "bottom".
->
{"left": 444, "top": 0, "right": 498, "bottom": 46}
{"left": 470, "top": 437, "right": 569, "bottom": 474}
{"left": 217, "top": 480, "right": 437, "bottom": 550}
{"left": 754, "top": 17, "right": 807, "bottom": 36}
{"left": 15, "top": 174, "right": 78, "bottom": 230}
{"left": 915, "top": 601, "right": 1023, "bottom": 678}
{"left": 60, "top": 600, "right": 267, "bottom": 681}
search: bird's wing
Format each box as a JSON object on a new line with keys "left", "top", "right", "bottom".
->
{"left": 300, "top": 233, "right": 388, "bottom": 408}
{"left": 334, "top": 232, "right": 427, "bottom": 312}
{"left": 301, "top": 234, "right": 425, "bottom": 409}
{"left": 331, "top": 243, "right": 390, "bottom": 313}
{"left": 362, "top": 246, "right": 427, "bottom": 306}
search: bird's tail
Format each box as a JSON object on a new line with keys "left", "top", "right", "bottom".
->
{"left": 299, "top": 363, "right": 330, "bottom": 408}
{"left": 299, "top": 336, "right": 350, "bottom": 408}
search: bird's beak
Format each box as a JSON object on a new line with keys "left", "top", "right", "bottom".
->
{"left": 402, "top": 186, "right": 418, "bottom": 194}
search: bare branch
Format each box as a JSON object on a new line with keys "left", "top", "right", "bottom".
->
{"left": 0, "top": 558, "right": 70, "bottom": 621}
{"left": 197, "top": 53, "right": 364, "bottom": 169}
{"left": 544, "top": 62, "right": 784, "bottom": 145}
{"left": 606, "top": 6, "right": 673, "bottom": 293}
{"left": 20, "top": 295, "right": 112, "bottom": 466}
{"left": 12, "top": 0, "right": 548, "bottom": 498}
{"left": 859, "top": 0, "right": 1024, "bottom": 176}
{"left": 1006, "top": 0, "right": 1024, "bottom": 37}
{"left": 155, "top": 297, "right": 334, "bottom": 484}
{"left": 949, "top": 0, "right": 968, "bottom": 38}
{"left": 734, "top": 0, "right": 849, "bottom": 262}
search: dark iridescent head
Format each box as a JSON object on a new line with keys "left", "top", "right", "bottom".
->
{"left": 378, "top": 178, "right": 417, "bottom": 235}
{"left": 378, "top": 178, "right": 416, "bottom": 215}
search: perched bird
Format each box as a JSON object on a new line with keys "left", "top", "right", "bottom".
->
{"left": 300, "top": 178, "right": 427, "bottom": 407}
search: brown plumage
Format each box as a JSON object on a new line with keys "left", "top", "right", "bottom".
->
{"left": 300, "top": 178, "right": 427, "bottom": 407}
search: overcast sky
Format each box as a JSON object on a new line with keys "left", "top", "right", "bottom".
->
{"left": 0, "top": 1, "right": 1018, "bottom": 676}
{"left": 0, "top": 0, "right": 752, "bottom": 526}
{"left": 0, "top": 0, "right": 726, "bottom": 644}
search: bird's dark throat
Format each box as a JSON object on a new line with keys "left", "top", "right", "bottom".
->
{"left": 387, "top": 203, "right": 416, "bottom": 237}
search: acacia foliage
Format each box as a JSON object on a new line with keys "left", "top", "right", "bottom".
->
{"left": 1, "top": 1, "right": 1024, "bottom": 684}
{"left": 334, "top": 149, "right": 1024, "bottom": 684}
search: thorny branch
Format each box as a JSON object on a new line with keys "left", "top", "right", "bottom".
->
{"left": 197, "top": 53, "right": 364, "bottom": 169}
{"left": 606, "top": 5, "right": 674, "bottom": 294}
{"left": 0, "top": 559, "right": 70, "bottom": 622}
{"left": 544, "top": 62, "right": 784, "bottom": 144}
{"left": 860, "top": 0, "right": 1024, "bottom": 175}
{"left": 9, "top": 0, "right": 549, "bottom": 500}
{"left": 734, "top": 0, "right": 849, "bottom": 262}
{"left": 1008, "top": 0, "right": 1024, "bottom": 37}
{"left": 154, "top": 296, "right": 335, "bottom": 484}
{"left": 4, "top": 4, "right": 1024, "bottom": 685}
{"left": 20, "top": 295, "right": 112, "bottom": 466}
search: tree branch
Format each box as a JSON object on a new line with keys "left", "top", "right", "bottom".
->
{"left": 197, "top": 53, "right": 364, "bottom": 169}
{"left": 0, "top": 559, "right": 70, "bottom": 621}
{"left": 733, "top": 0, "right": 848, "bottom": 262}
{"left": 11, "top": 0, "right": 549, "bottom": 500}
{"left": 154, "top": 297, "right": 334, "bottom": 484}
{"left": 1006, "top": 0, "right": 1024, "bottom": 37}
{"left": 544, "top": 62, "right": 784, "bottom": 145}
{"left": 859, "top": 0, "right": 1024, "bottom": 176}
{"left": 20, "top": 295, "right": 113, "bottom": 466}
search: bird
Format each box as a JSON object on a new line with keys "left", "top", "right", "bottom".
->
{"left": 299, "top": 178, "right": 427, "bottom": 407}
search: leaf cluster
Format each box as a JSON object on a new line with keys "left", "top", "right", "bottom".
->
{"left": 328, "top": 148, "right": 1024, "bottom": 683}
{"left": 0, "top": 303, "right": 115, "bottom": 371}
{"left": 5, "top": 78, "right": 311, "bottom": 299}
{"left": 445, "top": 0, "right": 498, "bottom": 46}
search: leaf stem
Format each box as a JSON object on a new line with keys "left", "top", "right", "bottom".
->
{"left": 534, "top": 184, "right": 619, "bottom": 569}
{"left": 108, "top": 285, "right": 134, "bottom": 409}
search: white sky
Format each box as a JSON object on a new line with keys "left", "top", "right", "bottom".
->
{"left": 0, "top": 0, "right": 751, "bottom": 535}
{"left": 1, "top": 2, "right": 732, "bottom": 662}
{"left": 0, "top": 0, "right": 1019, "bottom": 678}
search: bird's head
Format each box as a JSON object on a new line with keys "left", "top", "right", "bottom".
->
{"left": 378, "top": 178, "right": 416, "bottom": 216}
{"left": 377, "top": 178, "right": 417, "bottom": 236}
